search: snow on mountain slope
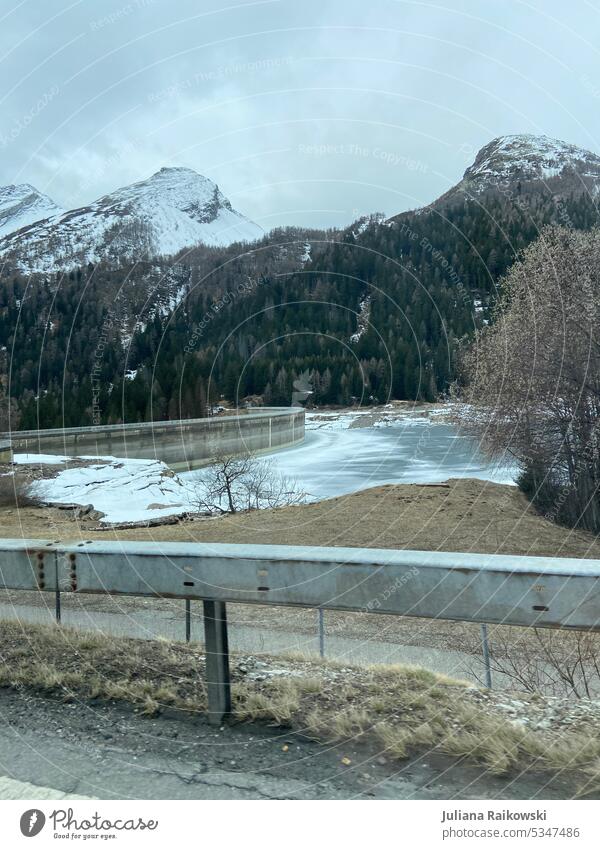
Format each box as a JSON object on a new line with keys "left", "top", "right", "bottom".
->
{"left": 463, "top": 134, "right": 600, "bottom": 191}
{"left": 0, "top": 183, "right": 64, "bottom": 239}
{"left": 388, "top": 134, "right": 600, "bottom": 222}
{"left": 0, "top": 167, "right": 263, "bottom": 272}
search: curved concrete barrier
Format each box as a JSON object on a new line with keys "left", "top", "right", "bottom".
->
{"left": 5, "top": 407, "right": 305, "bottom": 471}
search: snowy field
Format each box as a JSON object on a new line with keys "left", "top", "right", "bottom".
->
{"left": 22, "top": 409, "right": 516, "bottom": 524}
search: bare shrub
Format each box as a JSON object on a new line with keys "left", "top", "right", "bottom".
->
{"left": 469, "top": 625, "right": 600, "bottom": 698}
{"left": 190, "top": 449, "right": 306, "bottom": 514}
{"left": 240, "top": 457, "right": 306, "bottom": 510}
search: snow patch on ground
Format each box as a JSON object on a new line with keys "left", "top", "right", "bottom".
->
{"left": 13, "top": 453, "right": 69, "bottom": 465}
{"left": 29, "top": 457, "right": 195, "bottom": 524}
{"left": 305, "top": 411, "right": 369, "bottom": 431}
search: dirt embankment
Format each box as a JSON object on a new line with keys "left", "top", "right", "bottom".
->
{"left": 1, "top": 476, "right": 599, "bottom": 560}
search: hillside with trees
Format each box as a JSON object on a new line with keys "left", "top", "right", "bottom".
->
{"left": 2, "top": 186, "right": 598, "bottom": 431}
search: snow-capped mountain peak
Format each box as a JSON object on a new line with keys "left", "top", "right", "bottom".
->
{"left": 0, "top": 183, "right": 64, "bottom": 239}
{"left": 463, "top": 134, "right": 600, "bottom": 189}
{"left": 117, "top": 166, "right": 237, "bottom": 221}
{"left": 397, "top": 133, "right": 600, "bottom": 216}
{"left": 0, "top": 168, "right": 263, "bottom": 272}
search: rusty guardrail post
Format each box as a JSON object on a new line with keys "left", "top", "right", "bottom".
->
{"left": 203, "top": 600, "right": 231, "bottom": 724}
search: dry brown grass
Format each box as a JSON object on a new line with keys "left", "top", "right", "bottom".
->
{"left": 2, "top": 619, "right": 600, "bottom": 791}
{"left": 3, "top": 477, "right": 600, "bottom": 560}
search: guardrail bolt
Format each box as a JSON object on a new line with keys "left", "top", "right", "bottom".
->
{"left": 68, "top": 553, "right": 77, "bottom": 591}
{"left": 36, "top": 552, "right": 45, "bottom": 588}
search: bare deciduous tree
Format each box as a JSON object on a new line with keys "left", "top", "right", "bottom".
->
{"left": 456, "top": 225, "right": 600, "bottom": 531}
{"left": 190, "top": 449, "right": 306, "bottom": 514}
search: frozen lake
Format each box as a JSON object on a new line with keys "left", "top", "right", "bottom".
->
{"left": 27, "top": 409, "right": 516, "bottom": 524}
{"left": 263, "top": 412, "right": 516, "bottom": 500}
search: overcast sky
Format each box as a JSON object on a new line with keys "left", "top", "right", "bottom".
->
{"left": 2, "top": 0, "right": 600, "bottom": 229}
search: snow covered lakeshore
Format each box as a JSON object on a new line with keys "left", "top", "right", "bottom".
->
{"left": 13, "top": 453, "right": 70, "bottom": 465}
{"left": 22, "top": 409, "right": 517, "bottom": 525}
{"left": 28, "top": 458, "right": 194, "bottom": 525}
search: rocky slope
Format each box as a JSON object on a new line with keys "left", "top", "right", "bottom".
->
{"left": 425, "top": 133, "right": 600, "bottom": 210}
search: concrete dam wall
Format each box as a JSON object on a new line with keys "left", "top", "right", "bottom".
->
{"left": 7, "top": 408, "right": 305, "bottom": 471}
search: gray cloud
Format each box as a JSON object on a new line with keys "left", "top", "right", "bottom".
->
{"left": 1, "top": 0, "right": 599, "bottom": 229}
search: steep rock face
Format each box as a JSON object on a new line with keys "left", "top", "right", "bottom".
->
{"left": 387, "top": 135, "right": 600, "bottom": 222}
{"left": 0, "top": 167, "right": 263, "bottom": 272}
{"left": 0, "top": 184, "right": 63, "bottom": 239}
{"left": 434, "top": 135, "right": 600, "bottom": 209}
{"left": 461, "top": 134, "right": 600, "bottom": 194}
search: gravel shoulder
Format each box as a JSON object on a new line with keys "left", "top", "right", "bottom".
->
{"left": 0, "top": 686, "right": 577, "bottom": 801}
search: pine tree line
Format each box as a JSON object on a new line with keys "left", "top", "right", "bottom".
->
{"left": 1, "top": 190, "right": 597, "bottom": 429}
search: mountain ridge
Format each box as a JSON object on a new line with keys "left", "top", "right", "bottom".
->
{"left": 3, "top": 134, "right": 600, "bottom": 272}
{"left": 413, "top": 133, "right": 600, "bottom": 214}
{"left": 0, "top": 183, "right": 64, "bottom": 239}
{"left": 0, "top": 167, "right": 263, "bottom": 272}
{"left": 5, "top": 133, "right": 600, "bottom": 429}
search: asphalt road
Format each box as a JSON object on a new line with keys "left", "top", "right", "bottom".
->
{"left": 0, "top": 688, "right": 579, "bottom": 800}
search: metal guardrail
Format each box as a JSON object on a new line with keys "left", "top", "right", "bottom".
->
{"left": 1, "top": 540, "right": 600, "bottom": 722}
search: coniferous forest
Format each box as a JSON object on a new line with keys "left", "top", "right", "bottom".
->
{"left": 3, "top": 187, "right": 598, "bottom": 430}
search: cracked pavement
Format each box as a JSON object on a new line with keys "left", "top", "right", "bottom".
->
{"left": 0, "top": 688, "right": 580, "bottom": 800}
